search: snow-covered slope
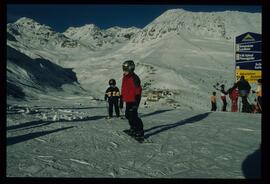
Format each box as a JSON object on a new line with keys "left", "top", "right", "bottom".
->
{"left": 7, "top": 45, "right": 85, "bottom": 100}
{"left": 6, "top": 98, "right": 261, "bottom": 178}
{"left": 7, "top": 17, "right": 93, "bottom": 64}
{"left": 7, "top": 17, "right": 79, "bottom": 49}
{"left": 132, "top": 9, "right": 261, "bottom": 43}
{"left": 64, "top": 25, "right": 140, "bottom": 49}
{"left": 6, "top": 9, "right": 261, "bottom": 110}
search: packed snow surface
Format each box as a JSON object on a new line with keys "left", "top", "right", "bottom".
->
{"left": 7, "top": 97, "right": 261, "bottom": 178}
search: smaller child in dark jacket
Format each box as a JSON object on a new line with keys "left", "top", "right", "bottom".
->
{"left": 104, "top": 79, "right": 120, "bottom": 118}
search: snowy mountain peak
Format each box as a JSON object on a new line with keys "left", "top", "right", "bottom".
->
{"left": 64, "top": 23, "right": 100, "bottom": 38}
{"left": 13, "top": 17, "right": 54, "bottom": 32}
{"left": 63, "top": 23, "right": 140, "bottom": 48}
{"left": 65, "top": 24, "right": 100, "bottom": 32}
{"left": 7, "top": 17, "right": 79, "bottom": 50}
{"left": 162, "top": 8, "right": 187, "bottom": 15}
{"left": 15, "top": 17, "right": 39, "bottom": 24}
{"left": 132, "top": 8, "right": 261, "bottom": 43}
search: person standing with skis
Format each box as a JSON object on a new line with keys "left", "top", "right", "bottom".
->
{"left": 119, "top": 60, "right": 144, "bottom": 142}
{"left": 104, "top": 79, "right": 120, "bottom": 118}
{"left": 210, "top": 92, "right": 217, "bottom": 111}
{"left": 231, "top": 76, "right": 252, "bottom": 113}
{"left": 214, "top": 84, "right": 228, "bottom": 111}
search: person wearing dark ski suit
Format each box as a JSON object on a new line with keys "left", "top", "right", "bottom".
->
{"left": 231, "top": 76, "right": 252, "bottom": 113}
{"left": 104, "top": 79, "right": 120, "bottom": 118}
{"left": 119, "top": 60, "right": 144, "bottom": 140}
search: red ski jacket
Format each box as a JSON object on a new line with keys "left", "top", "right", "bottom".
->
{"left": 229, "top": 88, "right": 239, "bottom": 100}
{"left": 121, "top": 72, "right": 142, "bottom": 102}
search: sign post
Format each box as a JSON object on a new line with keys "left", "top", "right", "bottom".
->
{"left": 235, "top": 32, "right": 262, "bottom": 83}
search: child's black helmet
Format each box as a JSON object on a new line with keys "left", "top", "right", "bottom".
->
{"left": 109, "top": 79, "right": 116, "bottom": 85}
{"left": 122, "top": 60, "right": 135, "bottom": 72}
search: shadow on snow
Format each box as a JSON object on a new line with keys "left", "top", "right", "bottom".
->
{"left": 7, "top": 116, "right": 106, "bottom": 131}
{"left": 7, "top": 126, "right": 74, "bottom": 146}
{"left": 144, "top": 112, "right": 211, "bottom": 139}
{"left": 35, "top": 106, "right": 105, "bottom": 110}
{"left": 242, "top": 146, "right": 261, "bottom": 178}
{"left": 140, "top": 109, "right": 173, "bottom": 118}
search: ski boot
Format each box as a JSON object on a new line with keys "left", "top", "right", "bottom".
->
{"left": 134, "top": 130, "right": 144, "bottom": 143}
{"left": 123, "top": 129, "right": 136, "bottom": 137}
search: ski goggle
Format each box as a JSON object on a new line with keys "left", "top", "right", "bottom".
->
{"left": 122, "top": 64, "right": 129, "bottom": 71}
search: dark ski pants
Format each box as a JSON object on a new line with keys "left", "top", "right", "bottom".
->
{"left": 211, "top": 102, "right": 217, "bottom": 111}
{"left": 125, "top": 102, "right": 144, "bottom": 135}
{"left": 241, "top": 96, "right": 251, "bottom": 113}
{"left": 222, "top": 99, "right": 227, "bottom": 111}
{"left": 108, "top": 99, "right": 120, "bottom": 117}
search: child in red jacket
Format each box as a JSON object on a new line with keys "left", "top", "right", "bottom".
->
{"left": 120, "top": 60, "right": 144, "bottom": 142}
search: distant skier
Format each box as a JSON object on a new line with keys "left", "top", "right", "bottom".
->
{"left": 214, "top": 84, "right": 228, "bottom": 111}
{"left": 104, "top": 79, "right": 120, "bottom": 118}
{"left": 252, "top": 79, "right": 262, "bottom": 113}
{"left": 228, "top": 84, "right": 239, "bottom": 112}
{"left": 210, "top": 92, "right": 217, "bottom": 111}
{"left": 119, "top": 60, "right": 144, "bottom": 142}
{"left": 231, "top": 76, "right": 252, "bottom": 113}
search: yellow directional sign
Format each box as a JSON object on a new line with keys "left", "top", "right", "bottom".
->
{"left": 235, "top": 69, "right": 261, "bottom": 83}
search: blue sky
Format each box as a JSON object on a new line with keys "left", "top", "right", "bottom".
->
{"left": 7, "top": 5, "right": 261, "bottom": 32}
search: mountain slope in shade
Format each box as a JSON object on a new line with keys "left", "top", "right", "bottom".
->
{"left": 7, "top": 45, "right": 84, "bottom": 99}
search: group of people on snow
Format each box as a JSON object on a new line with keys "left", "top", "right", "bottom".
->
{"left": 104, "top": 60, "right": 144, "bottom": 141}
{"left": 211, "top": 76, "right": 262, "bottom": 113}
{"left": 103, "top": 60, "right": 262, "bottom": 142}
